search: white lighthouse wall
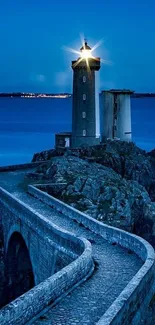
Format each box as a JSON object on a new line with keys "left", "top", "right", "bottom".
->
{"left": 101, "top": 92, "right": 114, "bottom": 141}
{"left": 99, "top": 93, "right": 103, "bottom": 142}
{"left": 116, "top": 94, "right": 132, "bottom": 141}
{"left": 95, "top": 73, "right": 100, "bottom": 138}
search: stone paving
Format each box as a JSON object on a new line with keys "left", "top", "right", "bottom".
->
{"left": 0, "top": 169, "right": 143, "bottom": 325}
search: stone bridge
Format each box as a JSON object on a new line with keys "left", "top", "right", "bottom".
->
{"left": 0, "top": 163, "right": 155, "bottom": 325}
{"left": 0, "top": 187, "right": 90, "bottom": 304}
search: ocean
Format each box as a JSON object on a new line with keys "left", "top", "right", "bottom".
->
{"left": 0, "top": 97, "right": 155, "bottom": 166}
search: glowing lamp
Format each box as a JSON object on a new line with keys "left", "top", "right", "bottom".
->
{"left": 80, "top": 41, "right": 92, "bottom": 59}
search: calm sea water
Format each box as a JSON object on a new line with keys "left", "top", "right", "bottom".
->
{"left": 0, "top": 97, "right": 154, "bottom": 166}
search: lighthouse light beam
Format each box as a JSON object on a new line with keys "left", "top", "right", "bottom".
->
{"left": 64, "top": 37, "right": 105, "bottom": 72}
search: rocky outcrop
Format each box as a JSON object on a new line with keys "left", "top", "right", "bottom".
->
{"left": 148, "top": 148, "right": 155, "bottom": 159}
{"left": 70, "top": 141, "right": 155, "bottom": 202}
{"left": 32, "top": 149, "right": 58, "bottom": 162}
{"left": 32, "top": 141, "right": 155, "bottom": 202}
{"left": 30, "top": 153, "right": 155, "bottom": 246}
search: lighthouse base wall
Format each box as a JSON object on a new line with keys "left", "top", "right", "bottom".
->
{"left": 100, "top": 91, "right": 133, "bottom": 143}
{"left": 71, "top": 136, "right": 100, "bottom": 148}
{"left": 116, "top": 94, "right": 132, "bottom": 142}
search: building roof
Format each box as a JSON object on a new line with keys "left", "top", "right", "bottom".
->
{"left": 80, "top": 41, "right": 91, "bottom": 51}
{"left": 55, "top": 132, "right": 72, "bottom": 136}
{"left": 101, "top": 89, "right": 134, "bottom": 94}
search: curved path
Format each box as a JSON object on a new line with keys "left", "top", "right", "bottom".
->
{"left": 0, "top": 169, "right": 143, "bottom": 325}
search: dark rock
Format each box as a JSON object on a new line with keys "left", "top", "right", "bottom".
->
{"left": 148, "top": 148, "right": 155, "bottom": 159}
{"left": 32, "top": 149, "right": 57, "bottom": 162}
{"left": 30, "top": 141, "right": 155, "bottom": 245}
{"left": 70, "top": 141, "right": 155, "bottom": 202}
{"left": 25, "top": 172, "right": 45, "bottom": 181}
{"left": 34, "top": 154, "right": 155, "bottom": 244}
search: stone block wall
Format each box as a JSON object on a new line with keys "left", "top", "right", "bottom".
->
{"left": 28, "top": 184, "right": 155, "bottom": 325}
{"left": 0, "top": 161, "right": 45, "bottom": 172}
{"left": 0, "top": 187, "right": 94, "bottom": 325}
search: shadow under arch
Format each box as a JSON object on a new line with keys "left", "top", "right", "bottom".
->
{"left": 5, "top": 231, "right": 35, "bottom": 304}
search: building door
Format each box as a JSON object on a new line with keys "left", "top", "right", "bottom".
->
{"left": 65, "top": 137, "right": 70, "bottom": 147}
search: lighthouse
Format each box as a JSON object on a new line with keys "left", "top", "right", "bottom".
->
{"left": 55, "top": 40, "right": 133, "bottom": 151}
{"left": 71, "top": 41, "right": 101, "bottom": 148}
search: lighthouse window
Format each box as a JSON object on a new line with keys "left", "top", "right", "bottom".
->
{"left": 83, "top": 130, "right": 86, "bottom": 136}
{"left": 83, "top": 76, "right": 86, "bottom": 83}
{"left": 83, "top": 94, "right": 86, "bottom": 101}
{"left": 82, "top": 112, "right": 86, "bottom": 118}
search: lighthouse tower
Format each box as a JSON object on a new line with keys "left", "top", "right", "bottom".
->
{"left": 71, "top": 41, "right": 101, "bottom": 148}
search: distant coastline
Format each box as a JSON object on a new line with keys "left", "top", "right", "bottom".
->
{"left": 0, "top": 92, "right": 155, "bottom": 98}
{"left": 132, "top": 93, "right": 155, "bottom": 98}
{"left": 0, "top": 93, "right": 72, "bottom": 98}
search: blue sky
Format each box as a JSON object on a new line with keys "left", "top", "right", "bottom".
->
{"left": 0, "top": 0, "right": 155, "bottom": 93}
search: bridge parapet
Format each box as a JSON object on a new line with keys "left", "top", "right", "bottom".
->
{"left": 28, "top": 184, "right": 155, "bottom": 325}
{"left": 0, "top": 187, "right": 94, "bottom": 325}
{"left": 0, "top": 161, "right": 46, "bottom": 172}
{"left": 0, "top": 187, "right": 84, "bottom": 258}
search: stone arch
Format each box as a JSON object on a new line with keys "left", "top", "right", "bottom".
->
{"left": 5, "top": 231, "right": 35, "bottom": 304}
{"left": 5, "top": 223, "right": 21, "bottom": 253}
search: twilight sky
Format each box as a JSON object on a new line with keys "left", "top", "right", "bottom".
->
{"left": 0, "top": 0, "right": 155, "bottom": 93}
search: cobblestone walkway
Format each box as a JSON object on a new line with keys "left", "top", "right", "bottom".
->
{"left": 0, "top": 169, "right": 143, "bottom": 325}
